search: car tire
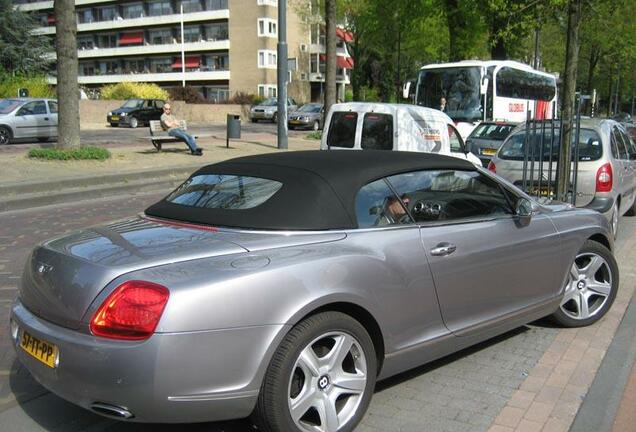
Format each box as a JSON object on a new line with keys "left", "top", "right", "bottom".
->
{"left": 0, "top": 126, "right": 12, "bottom": 145}
{"left": 313, "top": 121, "right": 320, "bottom": 131}
{"left": 272, "top": 112, "right": 278, "bottom": 124}
{"left": 129, "top": 117, "right": 139, "bottom": 128}
{"left": 550, "top": 239, "right": 618, "bottom": 328}
{"left": 110, "top": 123, "right": 118, "bottom": 127}
{"left": 253, "top": 311, "right": 377, "bottom": 432}
{"left": 610, "top": 201, "right": 619, "bottom": 239}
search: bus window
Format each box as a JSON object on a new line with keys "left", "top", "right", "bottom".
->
{"left": 496, "top": 67, "right": 556, "bottom": 101}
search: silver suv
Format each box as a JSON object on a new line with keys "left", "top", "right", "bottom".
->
{"left": 489, "top": 118, "right": 636, "bottom": 237}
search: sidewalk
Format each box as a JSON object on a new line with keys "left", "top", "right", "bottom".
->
{"left": 0, "top": 129, "right": 320, "bottom": 187}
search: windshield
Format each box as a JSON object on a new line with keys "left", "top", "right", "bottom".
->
{"left": 416, "top": 67, "right": 483, "bottom": 122}
{"left": 122, "top": 99, "right": 144, "bottom": 109}
{"left": 260, "top": 98, "right": 277, "bottom": 107}
{"left": 499, "top": 128, "right": 603, "bottom": 162}
{"left": 0, "top": 99, "right": 21, "bottom": 114}
{"left": 469, "top": 123, "right": 515, "bottom": 141}
{"left": 298, "top": 104, "right": 322, "bottom": 113}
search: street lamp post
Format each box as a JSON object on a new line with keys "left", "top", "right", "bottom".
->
{"left": 180, "top": 4, "right": 185, "bottom": 88}
{"left": 277, "top": 0, "right": 288, "bottom": 149}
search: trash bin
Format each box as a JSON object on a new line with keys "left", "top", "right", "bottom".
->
{"left": 227, "top": 114, "right": 241, "bottom": 139}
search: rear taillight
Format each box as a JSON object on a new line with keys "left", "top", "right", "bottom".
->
{"left": 596, "top": 163, "right": 613, "bottom": 193}
{"left": 90, "top": 280, "right": 169, "bottom": 341}
{"left": 487, "top": 161, "right": 496, "bottom": 173}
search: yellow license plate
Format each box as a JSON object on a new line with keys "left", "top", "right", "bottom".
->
{"left": 111, "top": 116, "right": 119, "bottom": 121}
{"left": 290, "top": 121, "right": 302, "bottom": 125}
{"left": 20, "top": 330, "right": 58, "bottom": 368}
{"left": 481, "top": 148, "right": 497, "bottom": 156}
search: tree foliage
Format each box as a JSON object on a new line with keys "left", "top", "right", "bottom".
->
{"left": 0, "top": 0, "right": 52, "bottom": 75}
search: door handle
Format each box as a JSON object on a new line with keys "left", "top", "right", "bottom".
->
{"left": 430, "top": 243, "right": 457, "bottom": 256}
{"left": 44, "top": 117, "right": 49, "bottom": 121}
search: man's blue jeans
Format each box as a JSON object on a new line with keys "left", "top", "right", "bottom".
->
{"left": 168, "top": 128, "right": 199, "bottom": 152}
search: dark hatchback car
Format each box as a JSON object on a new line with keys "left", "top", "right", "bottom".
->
{"left": 107, "top": 99, "right": 165, "bottom": 128}
{"left": 466, "top": 121, "right": 517, "bottom": 166}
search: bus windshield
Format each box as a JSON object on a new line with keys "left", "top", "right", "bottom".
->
{"left": 415, "top": 67, "right": 483, "bottom": 122}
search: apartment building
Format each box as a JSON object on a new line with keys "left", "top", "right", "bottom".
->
{"left": 15, "top": 0, "right": 353, "bottom": 103}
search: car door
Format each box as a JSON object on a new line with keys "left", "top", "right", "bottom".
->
{"left": 615, "top": 126, "right": 636, "bottom": 211}
{"left": 386, "top": 169, "right": 562, "bottom": 335}
{"left": 14, "top": 100, "right": 50, "bottom": 138}
{"left": 609, "top": 126, "right": 631, "bottom": 209}
{"left": 47, "top": 100, "right": 58, "bottom": 137}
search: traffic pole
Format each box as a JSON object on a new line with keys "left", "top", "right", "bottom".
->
{"left": 277, "top": 0, "right": 288, "bottom": 149}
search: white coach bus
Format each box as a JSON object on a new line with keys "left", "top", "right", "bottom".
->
{"left": 406, "top": 60, "right": 558, "bottom": 138}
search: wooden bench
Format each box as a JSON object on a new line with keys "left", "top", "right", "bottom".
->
{"left": 148, "top": 120, "right": 198, "bottom": 151}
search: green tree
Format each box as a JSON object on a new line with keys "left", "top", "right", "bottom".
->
{"left": 55, "top": 0, "right": 80, "bottom": 149}
{"left": 0, "top": 0, "right": 52, "bottom": 75}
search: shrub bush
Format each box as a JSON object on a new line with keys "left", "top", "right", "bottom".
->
{"left": 306, "top": 131, "right": 322, "bottom": 140}
{"left": 345, "top": 88, "right": 354, "bottom": 102}
{"left": 28, "top": 146, "right": 111, "bottom": 161}
{"left": 101, "top": 82, "right": 169, "bottom": 100}
{"left": 0, "top": 75, "right": 54, "bottom": 98}
{"left": 168, "top": 85, "right": 206, "bottom": 104}
{"left": 227, "top": 92, "right": 264, "bottom": 106}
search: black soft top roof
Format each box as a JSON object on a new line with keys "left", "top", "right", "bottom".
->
{"left": 145, "top": 150, "right": 476, "bottom": 230}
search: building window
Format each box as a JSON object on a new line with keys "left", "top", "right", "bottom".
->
{"left": 203, "top": 22, "right": 228, "bottom": 40}
{"left": 149, "top": 28, "right": 173, "bottom": 45}
{"left": 99, "top": 60, "right": 120, "bottom": 75}
{"left": 258, "top": 50, "right": 277, "bottom": 69}
{"left": 205, "top": 0, "right": 228, "bottom": 10}
{"left": 124, "top": 59, "right": 147, "bottom": 74}
{"left": 148, "top": 0, "right": 173, "bottom": 16}
{"left": 180, "top": 0, "right": 202, "bottom": 13}
{"left": 150, "top": 57, "right": 173, "bottom": 73}
{"left": 79, "top": 62, "right": 96, "bottom": 76}
{"left": 77, "top": 36, "right": 95, "bottom": 50}
{"left": 257, "top": 18, "right": 277, "bottom": 38}
{"left": 258, "top": 84, "right": 277, "bottom": 98}
{"left": 98, "top": 34, "right": 118, "bottom": 48}
{"left": 257, "top": 0, "right": 277, "bottom": 6}
{"left": 76, "top": 9, "right": 95, "bottom": 24}
{"left": 202, "top": 53, "right": 229, "bottom": 70}
{"left": 122, "top": 3, "right": 144, "bottom": 19}
{"left": 183, "top": 25, "right": 202, "bottom": 42}
{"left": 97, "top": 6, "right": 119, "bottom": 21}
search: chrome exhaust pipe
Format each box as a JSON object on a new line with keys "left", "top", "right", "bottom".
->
{"left": 90, "top": 402, "right": 134, "bottom": 419}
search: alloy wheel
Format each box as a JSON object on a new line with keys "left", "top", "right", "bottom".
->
{"left": 129, "top": 117, "right": 139, "bottom": 128}
{"left": 313, "top": 121, "right": 320, "bottom": 131}
{"left": 288, "top": 331, "right": 368, "bottom": 432}
{"left": 560, "top": 252, "right": 613, "bottom": 320}
{"left": 0, "top": 128, "right": 10, "bottom": 145}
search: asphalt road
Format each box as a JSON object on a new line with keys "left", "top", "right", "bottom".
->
{"left": 0, "top": 191, "right": 634, "bottom": 432}
{"left": 0, "top": 122, "right": 313, "bottom": 154}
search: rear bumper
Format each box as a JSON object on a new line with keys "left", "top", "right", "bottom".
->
{"left": 583, "top": 196, "right": 614, "bottom": 214}
{"left": 10, "top": 299, "right": 288, "bottom": 423}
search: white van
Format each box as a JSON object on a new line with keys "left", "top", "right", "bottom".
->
{"left": 320, "top": 103, "right": 482, "bottom": 165}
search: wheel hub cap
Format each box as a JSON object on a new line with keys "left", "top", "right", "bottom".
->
{"left": 560, "top": 252, "right": 612, "bottom": 320}
{"left": 318, "top": 375, "right": 331, "bottom": 391}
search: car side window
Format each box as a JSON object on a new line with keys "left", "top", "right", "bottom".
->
{"left": 144, "top": 100, "right": 153, "bottom": 108}
{"left": 448, "top": 125, "right": 465, "bottom": 153}
{"left": 616, "top": 127, "right": 634, "bottom": 160}
{"left": 387, "top": 170, "right": 513, "bottom": 223}
{"left": 155, "top": 100, "right": 164, "bottom": 110}
{"left": 610, "top": 129, "right": 625, "bottom": 159}
{"left": 17, "top": 101, "right": 46, "bottom": 116}
{"left": 327, "top": 112, "right": 357, "bottom": 148}
{"left": 361, "top": 113, "right": 393, "bottom": 150}
{"left": 47, "top": 101, "right": 58, "bottom": 114}
{"left": 355, "top": 179, "right": 413, "bottom": 228}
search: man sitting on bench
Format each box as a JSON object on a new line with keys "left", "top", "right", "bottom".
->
{"left": 160, "top": 103, "right": 203, "bottom": 156}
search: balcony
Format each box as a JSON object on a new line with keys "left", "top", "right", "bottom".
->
{"left": 47, "top": 70, "right": 230, "bottom": 85}
{"left": 16, "top": 0, "right": 121, "bottom": 12}
{"left": 73, "top": 40, "right": 230, "bottom": 59}
{"left": 34, "top": 9, "right": 229, "bottom": 34}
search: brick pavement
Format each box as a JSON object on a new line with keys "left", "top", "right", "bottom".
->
{"left": 0, "top": 193, "right": 634, "bottom": 432}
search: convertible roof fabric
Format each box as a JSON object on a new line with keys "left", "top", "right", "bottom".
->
{"left": 145, "top": 150, "right": 476, "bottom": 230}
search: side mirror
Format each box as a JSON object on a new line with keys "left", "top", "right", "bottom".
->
{"left": 515, "top": 198, "right": 534, "bottom": 225}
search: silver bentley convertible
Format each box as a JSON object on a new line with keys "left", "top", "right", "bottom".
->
{"left": 10, "top": 151, "right": 618, "bottom": 432}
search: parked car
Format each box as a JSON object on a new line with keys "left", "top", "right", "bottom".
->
{"left": 250, "top": 97, "right": 298, "bottom": 123}
{"left": 465, "top": 120, "right": 517, "bottom": 166}
{"left": 0, "top": 98, "right": 58, "bottom": 144}
{"left": 11, "top": 151, "right": 618, "bottom": 431}
{"left": 489, "top": 119, "right": 636, "bottom": 238}
{"left": 107, "top": 99, "right": 165, "bottom": 128}
{"left": 321, "top": 102, "right": 482, "bottom": 165}
{"left": 288, "top": 103, "right": 324, "bottom": 130}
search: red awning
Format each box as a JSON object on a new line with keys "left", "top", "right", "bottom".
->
{"left": 118, "top": 32, "right": 144, "bottom": 46}
{"left": 172, "top": 56, "right": 201, "bottom": 69}
{"left": 320, "top": 55, "right": 354, "bottom": 69}
{"left": 336, "top": 28, "right": 354, "bottom": 42}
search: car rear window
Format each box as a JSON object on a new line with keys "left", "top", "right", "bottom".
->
{"left": 499, "top": 128, "right": 603, "bottom": 162}
{"left": 470, "top": 123, "right": 515, "bottom": 140}
{"left": 327, "top": 112, "right": 358, "bottom": 148}
{"left": 0, "top": 100, "right": 20, "bottom": 114}
{"left": 166, "top": 175, "right": 282, "bottom": 210}
{"left": 361, "top": 113, "right": 393, "bottom": 150}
